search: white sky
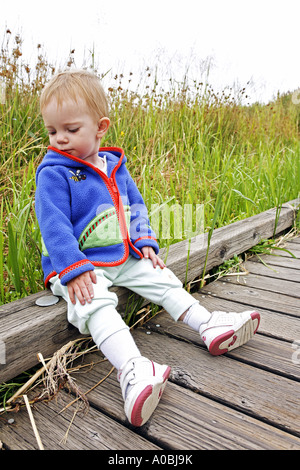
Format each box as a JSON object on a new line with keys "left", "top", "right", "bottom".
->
{"left": 2, "top": 0, "right": 300, "bottom": 103}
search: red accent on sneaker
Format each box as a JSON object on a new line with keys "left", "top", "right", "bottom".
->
{"left": 251, "top": 312, "right": 260, "bottom": 333}
{"left": 228, "top": 335, "right": 237, "bottom": 347}
{"left": 163, "top": 366, "right": 171, "bottom": 381}
{"left": 209, "top": 330, "right": 235, "bottom": 356}
{"left": 129, "top": 366, "right": 171, "bottom": 427}
{"left": 130, "top": 385, "right": 153, "bottom": 427}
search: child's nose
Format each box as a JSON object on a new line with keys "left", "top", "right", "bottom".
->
{"left": 56, "top": 132, "right": 68, "bottom": 144}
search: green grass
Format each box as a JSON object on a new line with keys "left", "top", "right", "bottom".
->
{"left": 0, "top": 30, "right": 300, "bottom": 306}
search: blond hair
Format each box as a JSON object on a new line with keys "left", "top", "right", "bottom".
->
{"left": 40, "top": 69, "right": 109, "bottom": 121}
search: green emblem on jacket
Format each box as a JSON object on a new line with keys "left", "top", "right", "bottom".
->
{"left": 78, "top": 206, "right": 131, "bottom": 250}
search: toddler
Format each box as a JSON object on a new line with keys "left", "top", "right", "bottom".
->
{"left": 35, "top": 69, "right": 260, "bottom": 427}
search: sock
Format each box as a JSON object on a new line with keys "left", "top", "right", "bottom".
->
{"left": 100, "top": 328, "right": 141, "bottom": 370}
{"left": 183, "top": 302, "right": 211, "bottom": 331}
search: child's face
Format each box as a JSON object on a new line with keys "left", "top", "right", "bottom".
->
{"left": 42, "top": 98, "right": 109, "bottom": 163}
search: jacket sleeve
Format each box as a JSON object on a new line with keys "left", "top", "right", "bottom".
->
{"left": 126, "top": 173, "right": 159, "bottom": 255}
{"left": 35, "top": 167, "right": 94, "bottom": 285}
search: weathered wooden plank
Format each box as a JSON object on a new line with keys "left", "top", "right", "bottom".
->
{"left": 243, "top": 260, "right": 300, "bottom": 283}
{"left": 133, "top": 329, "right": 300, "bottom": 436}
{"left": 250, "top": 254, "right": 300, "bottom": 270}
{"left": 145, "top": 312, "right": 300, "bottom": 382}
{"left": 67, "top": 328, "right": 300, "bottom": 446}
{"left": 277, "top": 242, "right": 300, "bottom": 258}
{"left": 160, "top": 198, "right": 300, "bottom": 285}
{"left": 49, "top": 347, "right": 300, "bottom": 450}
{"left": 222, "top": 273, "right": 300, "bottom": 298}
{"left": 149, "top": 381, "right": 300, "bottom": 450}
{"left": 199, "top": 279, "right": 300, "bottom": 317}
{"left": 0, "top": 199, "right": 299, "bottom": 383}
{"left": 194, "top": 292, "right": 300, "bottom": 342}
{"left": 2, "top": 366, "right": 299, "bottom": 450}
{"left": 0, "top": 390, "right": 162, "bottom": 450}
{"left": 0, "top": 292, "right": 84, "bottom": 384}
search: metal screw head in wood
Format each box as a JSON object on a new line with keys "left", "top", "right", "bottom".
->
{"left": 35, "top": 295, "right": 59, "bottom": 307}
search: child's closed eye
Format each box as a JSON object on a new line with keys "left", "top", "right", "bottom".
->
{"left": 69, "top": 128, "right": 79, "bottom": 133}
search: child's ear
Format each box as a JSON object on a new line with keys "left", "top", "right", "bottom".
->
{"left": 97, "top": 117, "right": 110, "bottom": 138}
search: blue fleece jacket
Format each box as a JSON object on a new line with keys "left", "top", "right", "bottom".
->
{"left": 35, "top": 146, "right": 159, "bottom": 286}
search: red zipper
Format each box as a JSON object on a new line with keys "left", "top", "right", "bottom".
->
{"left": 109, "top": 177, "right": 118, "bottom": 195}
{"left": 48, "top": 146, "right": 143, "bottom": 260}
{"left": 107, "top": 175, "right": 126, "bottom": 238}
{"left": 108, "top": 173, "right": 142, "bottom": 259}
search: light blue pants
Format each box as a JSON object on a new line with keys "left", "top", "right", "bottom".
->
{"left": 50, "top": 256, "right": 197, "bottom": 347}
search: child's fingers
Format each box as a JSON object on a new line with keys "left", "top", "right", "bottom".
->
{"left": 67, "top": 284, "right": 77, "bottom": 305}
{"left": 148, "top": 249, "right": 157, "bottom": 267}
{"left": 141, "top": 246, "right": 166, "bottom": 268}
{"left": 85, "top": 278, "right": 95, "bottom": 302}
{"left": 142, "top": 246, "right": 150, "bottom": 259}
{"left": 90, "top": 270, "right": 97, "bottom": 284}
{"left": 76, "top": 280, "right": 94, "bottom": 305}
{"left": 156, "top": 256, "right": 166, "bottom": 269}
{"left": 74, "top": 283, "right": 86, "bottom": 305}
{"left": 147, "top": 247, "right": 166, "bottom": 269}
{"left": 67, "top": 272, "right": 96, "bottom": 306}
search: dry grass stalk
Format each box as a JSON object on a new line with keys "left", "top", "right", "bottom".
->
{"left": 40, "top": 340, "right": 91, "bottom": 412}
{"left": 1, "top": 338, "right": 95, "bottom": 413}
{"left": 5, "top": 363, "right": 48, "bottom": 408}
{"left": 59, "top": 365, "right": 115, "bottom": 414}
{"left": 60, "top": 406, "right": 80, "bottom": 445}
{"left": 23, "top": 394, "right": 44, "bottom": 450}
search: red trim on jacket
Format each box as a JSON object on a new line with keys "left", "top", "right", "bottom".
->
{"left": 133, "top": 236, "right": 158, "bottom": 245}
{"left": 59, "top": 259, "right": 92, "bottom": 280}
{"left": 44, "top": 270, "right": 57, "bottom": 287}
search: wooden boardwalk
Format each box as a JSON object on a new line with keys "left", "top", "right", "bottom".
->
{"left": 1, "top": 236, "right": 299, "bottom": 451}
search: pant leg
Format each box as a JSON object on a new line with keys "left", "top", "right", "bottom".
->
{"left": 49, "top": 270, "right": 129, "bottom": 348}
{"left": 113, "top": 256, "right": 197, "bottom": 321}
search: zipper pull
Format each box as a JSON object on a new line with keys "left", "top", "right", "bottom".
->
{"left": 110, "top": 177, "right": 118, "bottom": 193}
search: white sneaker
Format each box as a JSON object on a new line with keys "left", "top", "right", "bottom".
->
{"left": 118, "top": 356, "right": 171, "bottom": 427}
{"left": 200, "top": 310, "right": 260, "bottom": 356}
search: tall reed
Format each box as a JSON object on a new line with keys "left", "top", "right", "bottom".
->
{"left": 0, "top": 29, "right": 299, "bottom": 304}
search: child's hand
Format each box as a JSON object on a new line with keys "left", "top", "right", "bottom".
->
{"left": 67, "top": 270, "right": 97, "bottom": 305}
{"left": 141, "top": 246, "right": 166, "bottom": 269}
